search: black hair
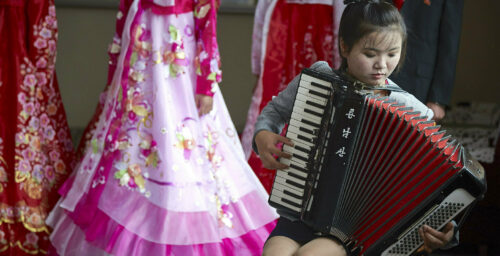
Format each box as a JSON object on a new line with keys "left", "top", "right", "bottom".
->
{"left": 339, "top": 0, "right": 407, "bottom": 72}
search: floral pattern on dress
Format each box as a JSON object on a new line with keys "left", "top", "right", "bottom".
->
{"left": 0, "top": 2, "right": 74, "bottom": 254}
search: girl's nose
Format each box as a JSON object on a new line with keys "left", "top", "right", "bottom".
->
{"left": 374, "top": 58, "right": 386, "bottom": 69}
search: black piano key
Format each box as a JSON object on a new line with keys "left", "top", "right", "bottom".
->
{"left": 294, "top": 145, "right": 311, "bottom": 154}
{"left": 297, "top": 134, "right": 314, "bottom": 143}
{"left": 290, "top": 163, "right": 307, "bottom": 173}
{"left": 286, "top": 179, "right": 306, "bottom": 189}
{"left": 282, "top": 198, "right": 303, "bottom": 208}
{"left": 310, "top": 81, "right": 332, "bottom": 91}
{"left": 306, "top": 100, "right": 326, "bottom": 109}
{"left": 304, "top": 108, "right": 323, "bottom": 118}
{"left": 299, "top": 127, "right": 315, "bottom": 136}
{"left": 287, "top": 170, "right": 307, "bottom": 181}
{"left": 302, "top": 118, "right": 320, "bottom": 128}
{"left": 292, "top": 153, "right": 308, "bottom": 162}
{"left": 283, "top": 189, "right": 303, "bottom": 200}
{"left": 308, "top": 89, "right": 329, "bottom": 99}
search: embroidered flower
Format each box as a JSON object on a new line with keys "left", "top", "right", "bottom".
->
{"left": 45, "top": 166, "right": 55, "bottom": 182}
{"left": 43, "top": 125, "right": 56, "bottom": 140}
{"left": 195, "top": 3, "right": 211, "bottom": 19}
{"left": 36, "top": 58, "right": 47, "bottom": 68}
{"left": 46, "top": 103, "right": 57, "bottom": 115}
{"left": 48, "top": 5, "right": 56, "bottom": 17}
{"left": 30, "top": 136, "right": 41, "bottom": 151}
{"left": 21, "top": 148, "right": 36, "bottom": 162}
{"left": 40, "top": 28, "right": 52, "bottom": 39}
{"left": 49, "top": 150, "right": 60, "bottom": 162}
{"left": 25, "top": 232, "right": 39, "bottom": 246}
{"left": 29, "top": 118, "right": 40, "bottom": 130}
{"left": 34, "top": 38, "right": 47, "bottom": 49}
{"left": 27, "top": 212, "right": 43, "bottom": 226}
{"left": 40, "top": 113, "right": 50, "bottom": 127}
{"left": 175, "top": 125, "right": 196, "bottom": 159}
{"left": 54, "top": 160, "right": 66, "bottom": 174}
{"left": 18, "top": 160, "right": 32, "bottom": 174}
{"left": 48, "top": 40, "right": 57, "bottom": 54}
{"left": 26, "top": 179, "right": 42, "bottom": 199}
{"left": 32, "top": 165, "right": 44, "bottom": 182}
{"left": 23, "top": 74, "right": 37, "bottom": 88}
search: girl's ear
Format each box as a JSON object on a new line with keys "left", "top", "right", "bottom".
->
{"left": 339, "top": 38, "right": 348, "bottom": 58}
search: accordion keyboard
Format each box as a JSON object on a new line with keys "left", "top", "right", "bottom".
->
{"left": 269, "top": 73, "right": 334, "bottom": 214}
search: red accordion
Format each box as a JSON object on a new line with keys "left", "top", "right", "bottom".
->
{"left": 269, "top": 68, "right": 486, "bottom": 256}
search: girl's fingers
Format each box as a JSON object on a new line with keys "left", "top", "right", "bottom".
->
{"left": 276, "top": 135, "right": 294, "bottom": 146}
{"left": 422, "top": 225, "right": 447, "bottom": 243}
{"left": 261, "top": 153, "right": 288, "bottom": 170}
{"left": 268, "top": 146, "right": 291, "bottom": 158}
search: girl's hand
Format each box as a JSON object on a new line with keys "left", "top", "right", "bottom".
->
{"left": 195, "top": 94, "right": 213, "bottom": 116}
{"left": 426, "top": 102, "right": 445, "bottom": 121}
{"left": 417, "top": 222, "right": 454, "bottom": 254}
{"left": 254, "top": 130, "right": 293, "bottom": 170}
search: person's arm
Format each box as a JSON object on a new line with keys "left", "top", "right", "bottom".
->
{"left": 252, "top": 61, "right": 333, "bottom": 169}
{"left": 193, "top": 0, "right": 221, "bottom": 115}
{"left": 252, "top": 61, "right": 333, "bottom": 153}
{"left": 388, "top": 90, "right": 435, "bottom": 120}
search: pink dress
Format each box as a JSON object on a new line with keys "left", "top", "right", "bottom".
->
{"left": 46, "top": 0, "right": 277, "bottom": 255}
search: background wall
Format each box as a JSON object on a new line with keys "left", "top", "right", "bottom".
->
{"left": 54, "top": 1, "right": 499, "bottom": 139}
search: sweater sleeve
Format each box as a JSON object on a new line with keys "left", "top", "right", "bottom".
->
{"left": 252, "top": 61, "right": 333, "bottom": 154}
{"left": 194, "top": 0, "right": 221, "bottom": 97}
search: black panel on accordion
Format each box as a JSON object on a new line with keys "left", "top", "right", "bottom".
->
{"left": 268, "top": 68, "right": 487, "bottom": 256}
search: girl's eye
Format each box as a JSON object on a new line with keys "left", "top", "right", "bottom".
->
{"left": 364, "top": 53, "right": 375, "bottom": 58}
{"left": 388, "top": 51, "right": 399, "bottom": 57}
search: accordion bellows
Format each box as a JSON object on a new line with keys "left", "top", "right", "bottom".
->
{"left": 269, "top": 69, "right": 486, "bottom": 256}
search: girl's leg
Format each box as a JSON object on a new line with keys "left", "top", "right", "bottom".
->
{"left": 295, "top": 237, "right": 347, "bottom": 256}
{"left": 263, "top": 236, "right": 301, "bottom": 256}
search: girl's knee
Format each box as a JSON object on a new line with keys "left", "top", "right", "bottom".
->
{"left": 263, "top": 236, "right": 300, "bottom": 256}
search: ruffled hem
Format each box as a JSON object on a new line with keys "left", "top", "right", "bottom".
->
{"left": 48, "top": 204, "right": 276, "bottom": 256}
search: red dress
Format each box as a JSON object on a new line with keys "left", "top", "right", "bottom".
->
{"left": 241, "top": 0, "right": 344, "bottom": 193}
{"left": 0, "top": 0, "right": 74, "bottom": 254}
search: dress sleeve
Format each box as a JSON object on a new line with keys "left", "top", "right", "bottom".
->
{"left": 193, "top": 0, "right": 221, "bottom": 97}
{"left": 251, "top": 0, "right": 273, "bottom": 76}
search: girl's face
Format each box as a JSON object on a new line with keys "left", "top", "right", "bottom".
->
{"left": 341, "top": 31, "right": 402, "bottom": 86}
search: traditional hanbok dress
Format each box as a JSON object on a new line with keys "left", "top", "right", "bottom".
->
{"left": 240, "top": 0, "right": 345, "bottom": 192}
{"left": 0, "top": 0, "right": 75, "bottom": 254}
{"left": 46, "top": 0, "right": 277, "bottom": 255}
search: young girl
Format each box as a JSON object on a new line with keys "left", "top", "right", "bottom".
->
{"left": 253, "top": 1, "right": 456, "bottom": 255}
{"left": 46, "top": 0, "right": 277, "bottom": 255}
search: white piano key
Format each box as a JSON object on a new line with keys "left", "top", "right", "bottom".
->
{"left": 281, "top": 166, "right": 308, "bottom": 179}
{"left": 276, "top": 169, "right": 306, "bottom": 186}
{"left": 294, "top": 100, "right": 325, "bottom": 115}
{"left": 291, "top": 106, "right": 322, "bottom": 124}
{"left": 280, "top": 157, "right": 307, "bottom": 170}
{"left": 301, "top": 74, "right": 334, "bottom": 89}
{"left": 288, "top": 126, "right": 316, "bottom": 141}
{"left": 298, "top": 87, "right": 329, "bottom": 102}
{"left": 271, "top": 188, "right": 303, "bottom": 205}
{"left": 289, "top": 117, "right": 319, "bottom": 134}
{"left": 274, "top": 176, "right": 305, "bottom": 194}
{"left": 283, "top": 144, "right": 310, "bottom": 160}
{"left": 299, "top": 80, "right": 331, "bottom": 96}
{"left": 285, "top": 131, "right": 314, "bottom": 147}
{"left": 296, "top": 91, "right": 328, "bottom": 106}
{"left": 269, "top": 194, "right": 301, "bottom": 212}
{"left": 272, "top": 182, "right": 304, "bottom": 198}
